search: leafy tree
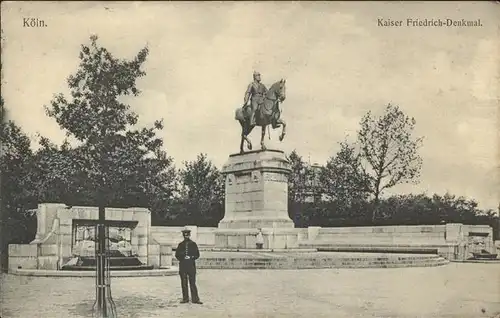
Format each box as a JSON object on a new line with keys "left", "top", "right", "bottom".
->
{"left": 43, "top": 35, "right": 176, "bottom": 210}
{"left": 0, "top": 119, "right": 38, "bottom": 232}
{"left": 320, "top": 141, "right": 370, "bottom": 207}
{"left": 177, "top": 153, "right": 224, "bottom": 226}
{"left": 373, "top": 192, "right": 498, "bottom": 228}
{"left": 376, "top": 193, "right": 437, "bottom": 224}
{"left": 357, "top": 104, "right": 423, "bottom": 221}
{"left": 286, "top": 150, "right": 310, "bottom": 204}
{"left": 30, "top": 137, "right": 82, "bottom": 204}
{"left": 285, "top": 150, "right": 312, "bottom": 225}
{"left": 0, "top": 116, "right": 38, "bottom": 270}
{"left": 431, "top": 193, "right": 481, "bottom": 223}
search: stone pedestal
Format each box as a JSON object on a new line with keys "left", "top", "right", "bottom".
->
{"left": 218, "top": 149, "right": 293, "bottom": 229}
{"left": 215, "top": 150, "right": 295, "bottom": 249}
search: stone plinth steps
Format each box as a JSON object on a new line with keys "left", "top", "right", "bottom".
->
{"left": 172, "top": 251, "right": 449, "bottom": 269}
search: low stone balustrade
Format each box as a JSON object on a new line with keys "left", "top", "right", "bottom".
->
{"left": 150, "top": 223, "right": 495, "bottom": 262}
{"left": 8, "top": 202, "right": 496, "bottom": 272}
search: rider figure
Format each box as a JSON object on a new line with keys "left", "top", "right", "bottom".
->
{"left": 243, "top": 71, "right": 268, "bottom": 126}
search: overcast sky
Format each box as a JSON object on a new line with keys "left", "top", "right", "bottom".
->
{"left": 2, "top": 1, "right": 499, "bottom": 211}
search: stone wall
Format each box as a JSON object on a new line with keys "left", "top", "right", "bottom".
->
{"left": 8, "top": 203, "right": 160, "bottom": 271}
{"left": 150, "top": 223, "right": 495, "bottom": 261}
{"left": 300, "top": 223, "right": 496, "bottom": 261}
{"left": 307, "top": 225, "right": 446, "bottom": 244}
{"left": 8, "top": 244, "right": 38, "bottom": 271}
{"left": 152, "top": 224, "right": 454, "bottom": 248}
{"left": 151, "top": 226, "right": 305, "bottom": 250}
{"left": 150, "top": 226, "right": 218, "bottom": 248}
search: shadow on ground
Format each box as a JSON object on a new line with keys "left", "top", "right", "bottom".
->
{"left": 68, "top": 296, "right": 179, "bottom": 317}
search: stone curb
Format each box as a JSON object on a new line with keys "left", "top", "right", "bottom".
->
{"left": 9, "top": 267, "right": 179, "bottom": 277}
{"left": 172, "top": 253, "right": 449, "bottom": 269}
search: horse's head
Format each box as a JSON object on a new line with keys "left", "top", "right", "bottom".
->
{"left": 267, "top": 79, "right": 286, "bottom": 103}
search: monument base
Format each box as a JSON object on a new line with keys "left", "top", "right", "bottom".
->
{"left": 215, "top": 227, "right": 299, "bottom": 249}
{"left": 218, "top": 216, "right": 294, "bottom": 229}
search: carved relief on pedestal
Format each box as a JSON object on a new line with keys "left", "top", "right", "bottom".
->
{"left": 263, "top": 172, "right": 288, "bottom": 183}
{"left": 227, "top": 174, "right": 235, "bottom": 186}
{"left": 251, "top": 171, "right": 261, "bottom": 183}
{"left": 235, "top": 172, "right": 251, "bottom": 184}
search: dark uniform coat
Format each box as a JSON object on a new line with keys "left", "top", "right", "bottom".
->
{"left": 175, "top": 239, "right": 200, "bottom": 273}
{"left": 175, "top": 237, "right": 201, "bottom": 302}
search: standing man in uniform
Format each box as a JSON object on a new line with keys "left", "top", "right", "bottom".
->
{"left": 243, "top": 71, "right": 268, "bottom": 126}
{"left": 175, "top": 228, "right": 203, "bottom": 304}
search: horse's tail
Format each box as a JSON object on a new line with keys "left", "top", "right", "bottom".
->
{"left": 235, "top": 107, "right": 245, "bottom": 122}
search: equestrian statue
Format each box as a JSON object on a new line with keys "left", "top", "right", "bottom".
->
{"left": 234, "top": 71, "right": 287, "bottom": 154}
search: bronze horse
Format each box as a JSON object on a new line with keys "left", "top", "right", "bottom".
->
{"left": 234, "top": 79, "right": 287, "bottom": 154}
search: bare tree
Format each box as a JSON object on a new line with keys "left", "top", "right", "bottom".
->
{"left": 357, "top": 104, "right": 423, "bottom": 221}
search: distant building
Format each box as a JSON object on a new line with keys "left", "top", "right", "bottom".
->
{"left": 304, "top": 163, "right": 326, "bottom": 203}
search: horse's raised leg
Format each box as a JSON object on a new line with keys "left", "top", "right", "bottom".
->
{"left": 240, "top": 122, "right": 254, "bottom": 153}
{"left": 247, "top": 124, "right": 255, "bottom": 150}
{"left": 240, "top": 136, "right": 245, "bottom": 154}
{"left": 278, "top": 119, "right": 286, "bottom": 141}
{"left": 244, "top": 135, "right": 252, "bottom": 151}
{"left": 245, "top": 136, "right": 252, "bottom": 150}
{"left": 260, "top": 125, "right": 267, "bottom": 150}
{"left": 239, "top": 121, "right": 245, "bottom": 154}
{"left": 241, "top": 132, "right": 249, "bottom": 154}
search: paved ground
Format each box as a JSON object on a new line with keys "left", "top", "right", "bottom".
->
{"left": 1, "top": 263, "right": 499, "bottom": 318}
